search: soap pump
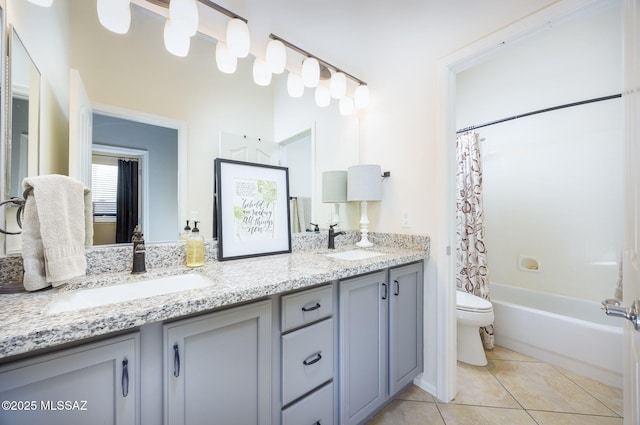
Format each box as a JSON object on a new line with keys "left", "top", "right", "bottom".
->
{"left": 180, "top": 220, "right": 191, "bottom": 241}
{"left": 186, "top": 220, "right": 205, "bottom": 268}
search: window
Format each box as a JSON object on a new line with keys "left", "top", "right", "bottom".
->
{"left": 91, "top": 163, "right": 118, "bottom": 222}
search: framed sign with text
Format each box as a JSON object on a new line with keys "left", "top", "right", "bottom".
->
{"left": 214, "top": 158, "right": 291, "bottom": 261}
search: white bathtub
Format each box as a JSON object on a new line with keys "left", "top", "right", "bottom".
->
{"left": 490, "top": 282, "right": 623, "bottom": 388}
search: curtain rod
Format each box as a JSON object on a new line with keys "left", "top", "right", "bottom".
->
{"left": 456, "top": 93, "right": 622, "bottom": 135}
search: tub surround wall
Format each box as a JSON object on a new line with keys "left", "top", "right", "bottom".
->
{"left": 0, "top": 232, "right": 429, "bottom": 360}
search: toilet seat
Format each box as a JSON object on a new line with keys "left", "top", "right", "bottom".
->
{"left": 456, "top": 290, "right": 492, "bottom": 312}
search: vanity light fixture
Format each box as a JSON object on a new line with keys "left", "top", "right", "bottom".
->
{"left": 347, "top": 164, "right": 383, "bottom": 248}
{"left": 97, "top": 0, "right": 131, "bottom": 35}
{"left": 268, "top": 34, "right": 368, "bottom": 113}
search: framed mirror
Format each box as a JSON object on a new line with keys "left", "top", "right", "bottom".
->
{"left": 4, "top": 26, "right": 41, "bottom": 254}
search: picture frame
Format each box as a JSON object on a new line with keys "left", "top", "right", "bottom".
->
{"left": 214, "top": 158, "right": 292, "bottom": 261}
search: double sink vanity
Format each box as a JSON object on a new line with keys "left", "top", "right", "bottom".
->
{"left": 0, "top": 231, "right": 429, "bottom": 425}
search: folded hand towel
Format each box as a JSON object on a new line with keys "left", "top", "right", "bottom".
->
{"left": 21, "top": 175, "right": 92, "bottom": 291}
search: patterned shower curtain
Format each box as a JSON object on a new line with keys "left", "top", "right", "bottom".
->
{"left": 456, "top": 131, "right": 494, "bottom": 350}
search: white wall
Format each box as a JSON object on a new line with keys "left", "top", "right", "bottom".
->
{"left": 456, "top": 2, "right": 623, "bottom": 302}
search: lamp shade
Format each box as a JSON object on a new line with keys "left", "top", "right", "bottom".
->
{"left": 322, "top": 171, "right": 347, "bottom": 203}
{"left": 226, "top": 18, "right": 250, "bottom": 58}
{"left": 347, "top": 164, "right": 382, "bottom": 201}
{"left": 253, "top": 58, "right": 272, "bottom": 86}
{"left": 164, "top": 19, "right": 190, "bottom": 57}
{"left": 301, "top": 57, "right": 320, "bottom": 88}
{"left": 215, "top": 41, "right": 237, "bottom": 74}
{"left": 330, "top": 71, "right": 347, "bottom": 99}
{"left": 354, "top": 84, "right": 370, "bottom": 109}
{"left": 169, "top": 0, "right": 198, "bottom": 37}
{"left": 266, "top": 39, "right": 286, "bottom": 74}
{"left": 97, "top": 0, "right": 131, "bottom": 34}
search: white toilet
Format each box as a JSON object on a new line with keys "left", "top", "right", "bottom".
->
{"left": 456, "top": 290, "right": 494, "bottom": 366}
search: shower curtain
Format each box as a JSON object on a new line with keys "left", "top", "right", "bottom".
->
{"left": 456, "top": 131, "right": 494, "bottom": 349}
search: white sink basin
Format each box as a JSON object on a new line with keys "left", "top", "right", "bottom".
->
{"left": 44, "top": 273, "right": 215, "bottom": 315}
{"left": 325, "top": 250, "right": 384, "bottom": 261}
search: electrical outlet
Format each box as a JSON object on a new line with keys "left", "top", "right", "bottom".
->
{"left": 402, "top": 210, "right": 411, "bottom": 228}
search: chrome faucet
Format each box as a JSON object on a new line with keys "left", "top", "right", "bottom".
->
{"left": 132, "top": 225, "right": 147, "bottom": 274}
{"left": 328, "top": 224, "right": 345, "bottom": 249}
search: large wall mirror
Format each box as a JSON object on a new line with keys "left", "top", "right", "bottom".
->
{"left": 4, "top": 26, "right": 41, "bottom": 254}
{"left": 67, "top": 1, "right": 358, "bottom": 245}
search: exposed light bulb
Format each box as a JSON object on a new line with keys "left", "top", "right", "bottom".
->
{"left": 226, "top": 18, "right": 250, "bottom": 58}
{"left": 215, "top": 41, "right": 237, "bottom": 74}
{"left": 97, "top": 0, "right": 131, "bottom": 34}
{"left": 330, "top": 71, "right": 347, "bottom": 99}
{"left": 315, "top": 85, "right": 331, "bottom": 107}
{"left": 27, "top": 0, "right": 54, "bottom": 6}
{"left": 287, "top": 72, "right": 304, "bottom": 98}
{"left": 339, "top": 97, "right": 354, "bottom": 116}
{"left": 164, "top": 19, "right": 190, "bottom": 57}
{"left": 265, "top": 39, "right": 286, "bottom": 74}
{"left": 169, "top": 0, "right": 199, "bottom": 37}
{"left": 354, "top": 84, "right": 370, "bottom": 109}
{"left": 253, "top": 58, "right": 272, "bottom": 86}
{"left": 301, "top": 57, "right": 320, "bottom": 88}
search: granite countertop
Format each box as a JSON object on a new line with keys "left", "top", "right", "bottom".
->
{"left": 0, "top": 236, "right": 429, "bottom": 361}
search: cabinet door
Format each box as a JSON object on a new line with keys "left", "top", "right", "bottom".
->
{"left": 339, "top": 271, "right": 387, "bottom": 425}
{"left": 0, "top": 333, "right": 139, "bottom": 425}
{"left": 389, "top": 262, "right": 424, "bottom": 396}
{"left": 164, "top": 300, "right": 272, "bottom": 425}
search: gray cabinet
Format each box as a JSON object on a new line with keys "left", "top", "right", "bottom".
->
{"left": 164, "top": 300, "right": 272, "bottom": 425}
{"left": 0, "top": 333, "right": 139, "bottom": 425}
{"left": 339, "top": 262, "right": 423, "bottom": 425}
{"left": 339, "top": 270, "right": 388, "bottom": 425}
{"left": 389, "top": 262, "right": 424, "bottom": 395}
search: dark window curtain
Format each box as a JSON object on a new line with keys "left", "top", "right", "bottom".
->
{"left": 116, "top": 159, "right": 139, "bottom": 243}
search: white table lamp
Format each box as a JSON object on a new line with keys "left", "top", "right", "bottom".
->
{"left": 322, "top": 170, "right": 347, "bottom": 225}
{"left": 347, "top": 164, "right": 382, "bottom": 247}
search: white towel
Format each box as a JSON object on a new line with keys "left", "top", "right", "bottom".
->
{"left": 21, "top": 175, "right": 93, "bottom": 291}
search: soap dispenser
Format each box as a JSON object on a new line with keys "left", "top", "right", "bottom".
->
{"left": 186, "top": 221, "right": 205, "bottom": 268}
{"left": 180, "top": 220, "right": 191, "bottom": 241}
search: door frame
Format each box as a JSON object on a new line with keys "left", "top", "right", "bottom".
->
{"left": 431, "top": 0, "right": 608, "bottom": 402}
{"left": 92, "top": 102, "right": 188, "bottom": 239}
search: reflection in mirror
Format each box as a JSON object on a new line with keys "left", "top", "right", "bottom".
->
{"left": 219, "top": 128, "right": 314, "bottom": 233}
{"left": 4, "top": 27, "right": 41, "bottom": 255}
{"left": 92, "top": 113, "right": 178, "bottom": 244}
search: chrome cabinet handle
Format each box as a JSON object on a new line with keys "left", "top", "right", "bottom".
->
{"left": 302, "top": 302, "right": 321, "bottom": 312}
{"left": 173, "top": 344, "right": 181, "bottom": 377}
{"left": 394, "top": 279, "right": 400, "bottom": 296}
{"left": 303, "top": 352, "right": 322, "bottom": 366}
{"left": 381, "top": 282, "right": 387, "bottom": 300}
{"left": 122, "top": 358, "right": 129, "bottom": 397}
{"left": 602, "top": 299, "right": 640, "bottom": 330}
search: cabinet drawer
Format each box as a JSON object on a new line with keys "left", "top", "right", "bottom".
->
{"left": 282, "top": 285, "right": 333, "bottom": 332}
{"left": 282, "top": 382, "right": 334, "bottom": 425}
{"left": 282, "top": 318, "right": 334, "bottom": 405}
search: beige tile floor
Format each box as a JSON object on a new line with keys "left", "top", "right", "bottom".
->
{"left": 366, "top": 346, "right": 623, "bottom": 425}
